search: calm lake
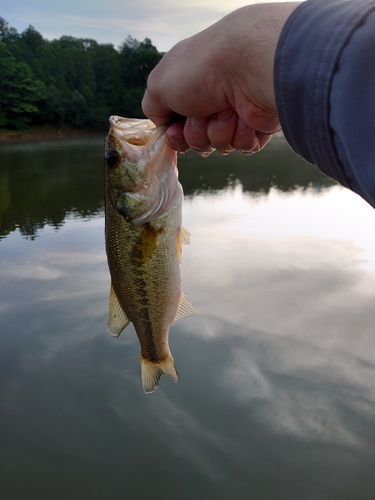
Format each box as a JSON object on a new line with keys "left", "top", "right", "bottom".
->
{"left": 1, "top": 135, "right": 375, "bottom": 499}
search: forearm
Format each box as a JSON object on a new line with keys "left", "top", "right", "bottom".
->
{"left": 275, "top": 0, "right": 375, "bottom": 207}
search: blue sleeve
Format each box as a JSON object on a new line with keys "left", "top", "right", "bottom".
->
{"left": 274, "top": 0, "right": 375, "bottom": 208}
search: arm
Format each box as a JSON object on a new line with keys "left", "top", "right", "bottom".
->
{"left": 142, "top": 0, "right": 375, "bottom": 208}
{"left": 275, "top": 0, "right": 375, "bottom": 208}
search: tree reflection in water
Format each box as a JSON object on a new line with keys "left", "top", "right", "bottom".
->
{"left": 0, "top": 135, "right": 335, "bottom": 240}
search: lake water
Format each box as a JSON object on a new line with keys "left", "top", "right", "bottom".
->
{"left": 1, "top": 136, "right": 375, "bottom": 499}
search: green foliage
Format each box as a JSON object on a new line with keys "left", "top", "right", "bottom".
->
{"left": 0, "top": 16, "right": 164, "bottom": 130}
{"left": 0, "top": 18, "right": 19, "bottom": 45}
{"left": 118, "top": 36, "right": 163, "bottom": 119}
{"left": 64, "top": 90, "right": 88, "bottom": 128}
{"left": 18, "top": 25, "right": 46, "bottom": 65}
{"left": 0, "top": 42, "right": 46, "bottom": 128}
{"left": 119, "top": 36, "right": 162, "bottom": 88}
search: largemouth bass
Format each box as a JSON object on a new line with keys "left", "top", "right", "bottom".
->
{"left": 104, "top": 116, "right": 195, "bottom": 393}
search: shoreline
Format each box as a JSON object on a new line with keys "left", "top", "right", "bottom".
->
{"left": 0, "top": 126, "right": 106, "bottom": 142}
{"left": 0, "top": 126, "right": 286, "bottom": 144}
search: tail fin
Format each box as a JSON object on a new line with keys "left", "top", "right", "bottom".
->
{"left": 140, "top": 355, "right": 179, "bottom": 394}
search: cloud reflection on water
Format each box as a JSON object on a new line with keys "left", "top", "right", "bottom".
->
{"left": 2, "top": 144, "right": 375, "bottom": 497}
{"left": 175, "top": 181, "right": 375, "bottom": 452}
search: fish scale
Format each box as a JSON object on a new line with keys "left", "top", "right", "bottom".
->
{"left": 104, "top": 116, "right": 195, "bottom": 393}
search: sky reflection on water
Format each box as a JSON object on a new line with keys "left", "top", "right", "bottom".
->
{"left": 1, "top": 138, "right": 375, "bottom": 499}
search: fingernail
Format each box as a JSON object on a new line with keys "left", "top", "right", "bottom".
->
{"left": 217, "top": 109, "right": 234, "bottom": 124}
{"left": 190, "top": 146, "right": 215, "bottom": 154}
{"left": 252, "top": 137, "right": 260, "bottom": 152}
{"left": 219, "top": 149, "right": 234, "bottom": 156}
{"left": 199, "top": 150, "right": 214, "bottom": 158}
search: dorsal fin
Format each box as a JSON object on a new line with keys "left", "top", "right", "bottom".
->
{"left": 174, "top": 293, "right": 196, "bottom": 321}
{"left": 108, "top": 284, "right": 130, "bottom": 337}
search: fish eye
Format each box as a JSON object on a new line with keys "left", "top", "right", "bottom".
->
{"left": 105, "top": 149, "right": 119, "bottom": 168}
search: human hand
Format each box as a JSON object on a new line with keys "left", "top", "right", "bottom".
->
{"left": 142, "top": 2, "right": 300, "bottom": 155}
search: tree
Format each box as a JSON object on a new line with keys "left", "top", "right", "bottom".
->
{"left": 0, "top": 42, "right": 45, "bottom": 128}
{"left": 64, "top": 90, "right": 88, "bottom": 128}
{"left": 0, "top": 17, "right": 19, "bottom": 45}
{"left": 61, "top": 46, "right": 96, "bottom": 104}
{"left": 38, "top": 84, "right": 65, "bottom": 125}
{"left": 119, "top": 36, "right": 163, "bottom": 117}
{"left": 33, "top": 42, "right": 69, "bottom": 92}
{"left": 0, "top": 16, "right": 164, "bottom": 130}
{"left": 33, "top": 39, "right": 95, "bottom": 127}
{"left": 119, "top": 36, "right": 162, "bottom": 88}
{"left": 86, "top": 42, "right": 123, "bottom": 128}
{"left": 18, "top": 25, "right": 46, "bottom": 66}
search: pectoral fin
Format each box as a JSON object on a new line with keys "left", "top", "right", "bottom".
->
{"left": 181, "top": 227, "right": 190, "bottom": 245}
{"left": 108, "top": 284, "right": 130, "bottom": 337}
{"left": 174, "top": 293, "right": 196, "bottom": 321}
{"left": 176, "top": 227, "right": 191, "bottom": 264}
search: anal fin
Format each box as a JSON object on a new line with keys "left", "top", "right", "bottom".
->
{"left": 174, "top": 292, "right": 196, "bottom": 321}
{"left": 108, "top": 284, "right": 130, "bottom": 337}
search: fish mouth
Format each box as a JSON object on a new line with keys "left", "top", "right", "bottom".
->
{"left": 106, "top": 115, "right": 177, "bottom": 184}
{"left": 108, "top": 116, "right": 167, "bottom": 147}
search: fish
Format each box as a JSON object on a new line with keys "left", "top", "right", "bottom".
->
{"left": 104, "top": 115, "right": 195, "bottom": 393}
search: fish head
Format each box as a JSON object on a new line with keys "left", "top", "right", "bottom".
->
{"left": 104, "top": 116, "right": 179, "bottom": 224}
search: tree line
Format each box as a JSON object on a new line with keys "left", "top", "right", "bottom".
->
{"left": 0, "top": 17, "right": 163, "bottom": 130}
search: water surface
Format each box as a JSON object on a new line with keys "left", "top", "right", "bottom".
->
{"left": 1, "top": 136, "right": 375, "bottom": 499}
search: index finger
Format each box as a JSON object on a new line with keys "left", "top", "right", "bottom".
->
{"left": 142, "top": 88, "right": 174, "bottom": 127}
